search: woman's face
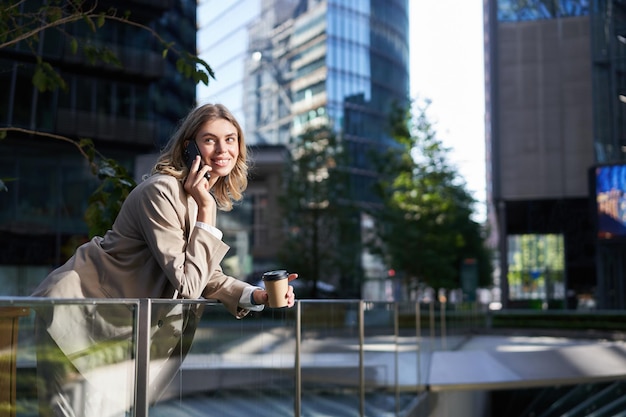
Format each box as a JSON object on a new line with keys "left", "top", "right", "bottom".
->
{"left": 193, "top": 118, "right": 240, "bottom": 178}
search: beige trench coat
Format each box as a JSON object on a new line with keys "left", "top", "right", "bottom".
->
{"left": 32, "top": 173, "right": 251, "bottom": 406}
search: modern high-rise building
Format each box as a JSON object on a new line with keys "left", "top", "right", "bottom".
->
{"left": 485, "top": 0, "right": 626, "bottom": 309}
{"left": 197, "top": 0, "right": 410, "bottom": 290}
{"left": 0, "top": 0, "right": 198, "bottom": 295}
{"left": 589, "top": 0, "right": 626, "bottom": 309}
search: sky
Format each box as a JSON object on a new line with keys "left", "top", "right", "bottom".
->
{"left": 409, "top": 1, "right": 486, "bottom": 222}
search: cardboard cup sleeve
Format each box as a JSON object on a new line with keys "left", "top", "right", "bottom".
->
{"left": 262, "top": 270, "right": 289, "bottom": 308}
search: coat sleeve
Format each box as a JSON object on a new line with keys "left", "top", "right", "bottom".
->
{"left": 201, "top": 268, "right": 251, "bottom": 318}
{"left": 132, "top": 177, "right": 240, "bottom": 304}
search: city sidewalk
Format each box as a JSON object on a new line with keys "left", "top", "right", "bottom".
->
{"left": 429, "top": 334, "right": 626, "bottom": 391}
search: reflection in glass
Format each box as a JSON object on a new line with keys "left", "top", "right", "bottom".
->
{"left": 33, "top": 300, "right": 138, "bottom": 417}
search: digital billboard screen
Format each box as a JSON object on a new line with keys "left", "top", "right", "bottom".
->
{"left": 595, "top": 163, "right": 626, "bottom": 239}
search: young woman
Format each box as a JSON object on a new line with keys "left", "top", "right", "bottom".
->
{"left": 32, "top": 103, "right": 297, "bottom": 416}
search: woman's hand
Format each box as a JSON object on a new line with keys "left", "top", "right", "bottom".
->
{"left": 253, "top": 273, "right": 298, "bottom": 307}
{"left": 184, "top": 155, "right": 215, "bottom": 223}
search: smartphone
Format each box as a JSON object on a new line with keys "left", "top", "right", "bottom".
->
{"left": 184, "top": 140, "right": 210, "bottom": 180}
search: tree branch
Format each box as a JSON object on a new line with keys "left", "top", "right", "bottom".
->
{"left": 0, "top": 126, "right": 92, "bottom": 162}
{"left": 0, "top": 4, "right": 213, "bottom": 83}
{"left": 0, "top": 3, "right": 98, "bottom": 49}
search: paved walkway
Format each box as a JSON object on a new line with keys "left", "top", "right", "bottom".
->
{"left": 148, "top": 332, "right": 626, "bottom": 416}
{"left": 429, "top": 334, "right": 626, "bottom": 391}
{"left": 170, "top": 331, "right": 626, "bottom": 397}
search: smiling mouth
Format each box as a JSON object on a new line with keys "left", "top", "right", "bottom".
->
{"left": 212, "top": 159, "right": 231, "bottom": 167}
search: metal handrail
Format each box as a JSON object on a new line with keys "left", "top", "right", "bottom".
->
{"left": 1, "top": 297, "right": 471, "bottom": 417}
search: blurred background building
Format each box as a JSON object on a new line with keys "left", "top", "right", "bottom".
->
{"left": 7, "top": 0, "right": 626, "bottom": 309}
{"left": 197, "top": 0, "right": 410, "bottom": 292}
{"left": 486, "top": 0, "right": 626, "bottom": 309}
{"left": 0, "top": 0, "right": 198, "bottom": 294}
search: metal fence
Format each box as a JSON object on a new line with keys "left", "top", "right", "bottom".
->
{"left": 0, "top": 297, "right": 484, "bottom": 417}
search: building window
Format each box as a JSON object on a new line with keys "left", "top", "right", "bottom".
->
{"left": 507, "top": 234, "right": 565, "bottom": 304}
{"left": 250, "top": 191, "right": 269, "bottom": 248}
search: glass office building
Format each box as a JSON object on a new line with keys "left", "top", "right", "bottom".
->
{"left": 198, "top": 0, "right": 409, "bottom": 144}
{"left": 485, "top": 0, "right": 626, "bottom": 309}
{"left": 0, "top": 0, "right": 198, "bottom": 293}
{"left": 198, "top": 0, "right": 409, "bottom": 198}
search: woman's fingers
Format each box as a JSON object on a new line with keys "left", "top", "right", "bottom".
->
{"left": 190, "top": 156, "right": 212, "bottom": 184}
{"left": 286, "top": 285, "right": 296, "bottom": 307}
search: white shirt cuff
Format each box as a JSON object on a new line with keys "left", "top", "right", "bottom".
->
{"left": 239, "top": 286, "right": 265, "bottom": 312}
{"left": 195, "top": 221, "right": 223, "bottom": 240}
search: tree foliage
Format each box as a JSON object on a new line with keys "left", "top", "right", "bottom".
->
{"left": 367, "top": 100, "right": 492, "bottom": 293}
{"left": 0, "top": 0, "right": 216, "bottom": 237}
{"left": 278, "top": 127, "right": 362, "bottom": 298}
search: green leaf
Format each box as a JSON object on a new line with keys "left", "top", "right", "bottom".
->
{"left": 194, "top": 56, "right": 216, "bottom": 79}
{"left": 0, "top": 131, "right": 6, "bottom": 140}
{"left": 70, "top": 38, "right": 78, "bottom": 54}
{"left": 83, "top": 15, "right": 96, "bottom": 32}
{"left": 194, "top": 70, "right": 209, "bottom": 86}
{"left": 78, "top": 138, "right": 96, "bottom": 161}
{"left": 84, "top": 44, "right": 97, "bottom": 64}
{"left": 97, "top": 13, "right": 106, "bottom": 28}
{"left": 47, "top": 6, "right": 62, "bottom": 22}
{"left": 162, "top": 49, "right": 168, "bottom": 59}
{"left": 176, "top": 58, "right": 186, "bottom": 74}
{"left": 32, "top": 61, "right": 67, "bottom": 92}
{"left": 32, "top": 66, "right": 47, "bottom": 91}
{"left": 33, "top": 64, "right": 56, "bottom": 92}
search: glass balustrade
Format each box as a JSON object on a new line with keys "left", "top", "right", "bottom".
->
{"left": 1, "top": 297, "right": 481, "bottom": 417}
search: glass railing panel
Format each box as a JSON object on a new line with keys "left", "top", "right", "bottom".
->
{"left": 3, "top": 296, "right": 487, "bottom": 417}
{"left": 362, "top": 301, "right": 395, "bottom": 416}
{"left": 363, "top": 301, "right": 422, "bottom": 416}
{"left": 419, "top": 301, "right": 440, "bottom": 352}
{"left": 1, "top": 297, "right": 139, "bottom": 417}
{"left": 397, "top": 301, "right": 426, "bottom": 391}
{"left": 148, "top": 299, "right": 297, "bottom": 417}
{"left": 298, "top": 300, "right": 361, "bottom": 417}
{"left": 447, "top": 301, "right": 488, "bottom": 348}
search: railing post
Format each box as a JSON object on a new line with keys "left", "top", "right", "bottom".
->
{"left": 416, "top": 301, "right": 422, "bottom": 391}
{"left": 0, "top": 306, "right": 29, "bottom": 417}
{"left": 359, "top": 300, "right": 365, "bottom": 417}
{"left": 294, "top": 300, "right": 301, "bottom": 417}
{"left": 440, "top": 299, "right": 447, "bottom": 350}
{"left": 134, "top": 299, "right": 151, "bottom": 417}
{"left": 429, "top": 301, "right": 435, "bottom": 351}
{"left": 394, "top": 303, "right": 399, "bottom": 416}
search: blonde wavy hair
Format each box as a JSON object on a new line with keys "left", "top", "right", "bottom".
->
{"left": 151, "top": 103, "right": 248, "bottom": 211}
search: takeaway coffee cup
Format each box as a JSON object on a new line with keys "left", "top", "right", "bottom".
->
{"left": 262, "top": 270, "right": 289, "bottom": 308}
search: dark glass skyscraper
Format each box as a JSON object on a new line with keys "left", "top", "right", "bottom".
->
{"left": 0, "top": 0, "right": 198, "bottom": 294}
